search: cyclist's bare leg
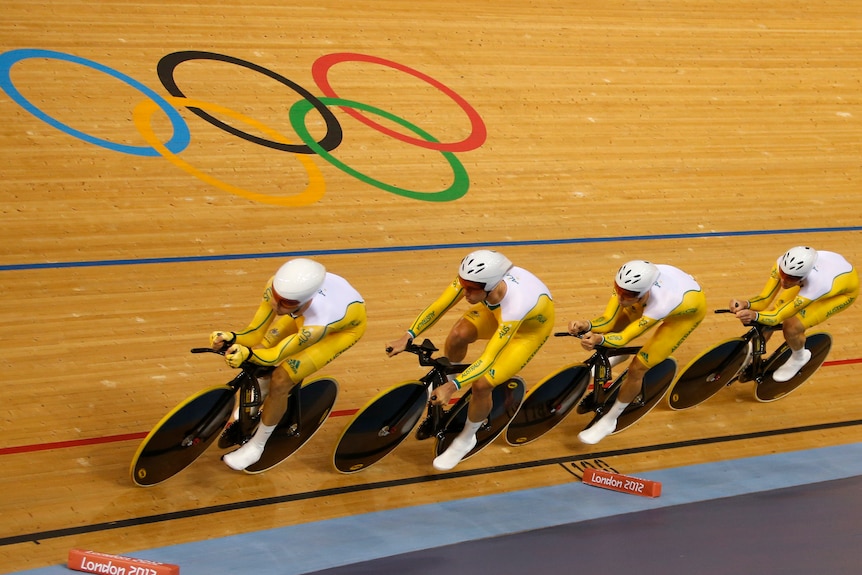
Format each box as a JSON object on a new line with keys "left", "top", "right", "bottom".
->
{"left": 774, "top": 315, "right": 811, "bottom": 381}
{"left": 466, "top": 378, "right": 493, "bottom": 423}
{"left": 617, "top": 356, "right": 648, "bottom": 403}
{"left": 224, "top": 366, "right": 298, "bottom": 470}
{"left": 444, "top": 318, "right": 479, "bottom": 363}
{"left": 781, "top": 316, "right": 807, "bottom": 351}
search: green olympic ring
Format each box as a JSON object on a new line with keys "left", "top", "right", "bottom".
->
{"left": 289, "top": 97, "right": 469, "bottom": 203}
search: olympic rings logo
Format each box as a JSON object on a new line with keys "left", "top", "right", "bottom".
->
{"left": 0, "top": 49, "right": 487, "bottom": 205}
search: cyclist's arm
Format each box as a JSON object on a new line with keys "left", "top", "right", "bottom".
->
{"left": 747, "top": 265, "right": 782, "bottom": 312}
{"left": 246, "top": 324, "right": 328, "bottom": 366}
{"left": 601, "top": 315, "right": 660, "bottom": 348}
{"left": 749, "top": 295, "right": 813, "bottom": 326}
{"left": 586, "top": 294, "right": 625, "bottom": 334}
{"left": 405, "top": 278, "right": 465, "bottom": 338}
{"left": 232, "top": 298, "right": 276, "bottom": 348}
{"left": 453, "top": 318, "right": 521, "bottom": 389}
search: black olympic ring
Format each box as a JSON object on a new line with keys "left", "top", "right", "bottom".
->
{"left": 157, "top": 50, "right": 343, "bottom": 154}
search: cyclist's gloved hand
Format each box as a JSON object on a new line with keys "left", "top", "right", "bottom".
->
{"left": 210, "top": 331, "right": 236, "bottom": 351}
{"left": 385, "top": 332, "right": 413, "bottom": 357}
{"left": 580, "top": 332, "right": 605, "bottom": 351}
{"left": 430, "top": 381, "right": 457, "bottom": 406}
{"left": 567, "top": 320, "right": 591, "bottom": 335}
{"left": 225, "top": 344, "right": 252, "bottom": 368}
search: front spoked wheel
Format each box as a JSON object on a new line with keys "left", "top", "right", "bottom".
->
{"left": 505, "top": 364, "right": 590, "bottom": 446}
{"left": 130, "top": 385, "right": 235, "bottom": 486}
{"left": 755, "top": 332, "right": 832, "bottom": 402}
{"left": 332, "top": 380, "right": 428, "bottom": 473}
{"left": 436, "top": 376, "right": 526, "bottom": 460}
{"left": 668, "top": 338, "right": 748, "bottom": 410}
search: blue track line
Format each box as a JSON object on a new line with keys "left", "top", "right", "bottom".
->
{"left": 3, "top": 226, "right": 861, "bottom": 272}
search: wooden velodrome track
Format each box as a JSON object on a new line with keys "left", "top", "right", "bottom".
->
{"left": 1, "top": 1, "right": 861, "bottom": 571}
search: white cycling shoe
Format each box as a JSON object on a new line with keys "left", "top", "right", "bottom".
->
{"left": 432, "top": 434, "right": 477, "bottom": 471}
{"left": 578, "top": 416, "right": 618, "bottom": 445}
{"left": 222, "top": 441, "right": 264, "bottom": 471}
{"left": 772, "top": 349, "right": 811, "bottom": 383}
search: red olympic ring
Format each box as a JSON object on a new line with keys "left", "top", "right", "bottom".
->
{"left": 311, "top": 52, "right": 487, "bottom": 153}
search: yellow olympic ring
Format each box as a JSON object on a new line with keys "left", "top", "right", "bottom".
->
{"left": 133, "top": 96, "right": 325, "bottom": 206}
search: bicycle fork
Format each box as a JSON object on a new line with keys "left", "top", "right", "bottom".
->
{"left": 181, "top": 374, "right": 249, "bottom": 447}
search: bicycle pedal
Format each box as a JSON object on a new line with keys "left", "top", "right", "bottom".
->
{"left": 576, "top": 393, "right": 595, "bottom": 415}
{"left": 218, "top": 420, "right": 253, "bottom": 449}
{"left": 414, "top": 417, "right": 434, "bottom": 440}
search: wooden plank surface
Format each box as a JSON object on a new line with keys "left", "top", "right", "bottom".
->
{"left": 1, "top": 0, "right": 861, "bottom": 571}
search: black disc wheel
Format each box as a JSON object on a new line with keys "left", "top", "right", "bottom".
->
{"left": 505, "top": 365, "right": 590, "bottom": 446}
{"left": 244, "top": 377, "right": 339, "bottom": 474}
{"left": 668, "top": 338, "right": 748, "bottom": 410}
{"left": 756, "top": 332, "right": 832, "bottom": 402}
{"left": 131, "top": 386, "right": 235, "bottom": 486}
{"left": 583, "top": 358, "right": 677, "bottom": 434}
{"left": 437, "top": 376, "right": 526, "bottom": 459}
{"left": 332, "top": 381, "right": 427, "bottom": 473}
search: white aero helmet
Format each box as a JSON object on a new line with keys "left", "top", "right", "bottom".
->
{"left": 615, "top": 260, "right": 660, "bottom": 297}
{"left": 272, "top": 258, "right": 326, "bottom": 305}
{"left": 458, "top": 250, "right": 513, "bottom": 292}
{"left": 779, "top": 246, "right": 818, "bottom": 278}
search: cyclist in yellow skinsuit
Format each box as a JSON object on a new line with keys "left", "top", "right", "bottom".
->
{"left": 210, "top": 258, "right": 367, "bottom": 471}
{"left": 730, "top": 246, "right": 858, "bottom": 382}
{"left": 567, "top": 260, "right": 707, "bottom": 445}
{"left": 387, "top": 250, "right": 554, "bottom": 470}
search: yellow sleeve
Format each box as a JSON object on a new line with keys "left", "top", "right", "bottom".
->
{"left": 752, "top": 295, "right": 812, "bottom": 326}
{"left": 406, "top": 277, "right": 465, "bottom": 338}
{"left": 586, "top": 294, "right": 659, "bottom": 347}
{"left": 248, "top": 324, "right": 328, "bottom": 366}
{"left": 602, "top": 315, "right": 660, "bottom": 348}
{"left": 748, "top": 265, "right": 782, "bottom": 312}
{"left": 587, "top": 295, "right": 625, "bottom": 334}
{"left": 233, "top": 297, "right": 276, "bottom": 348}
{"left": 454, "top": 318, "right": 520, "bottom": 389}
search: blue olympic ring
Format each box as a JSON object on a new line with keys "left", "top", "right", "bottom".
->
{"left": 0, "top": 48, "right": 190, "bottom": 157}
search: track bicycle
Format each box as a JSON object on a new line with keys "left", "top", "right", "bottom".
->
{"left": 505, "top": 332, "right": 677, "bottom": 446}
{"left": 332, "top": 338, "right": 526, "bottom": 473}
{"left": 668, "top": 310, "right": 832, "bottom": 409}
{"left": 130, "top": 347, "right": 338, "bottom": 486}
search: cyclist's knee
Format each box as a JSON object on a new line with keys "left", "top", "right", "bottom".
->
{"left": 628, "top": 355, "right": 650, "bottom": 376}
{"left": 270, "top": 366, "right": 299, "bottom": 396}
{"left": 445, "top": 320, "right": 478, "bottom": 360}
{"left": 448, "top": 319, "right": 478, "bottom": 347}
{"left": 782, "top": 316, "right": 806, "bottom": 339}
{"left": 470, "top": 377, "right": 493, "bottom": 396}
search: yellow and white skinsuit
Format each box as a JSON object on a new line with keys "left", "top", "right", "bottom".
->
{"left": 234, "top": 272, "right": 367, "bottom": 383}
{"left": 406, "top": 266, "right": 555, "bottom": 390}
{"left": 748, "top": 251, "right": 858, "bottom": 328}
{"left": 588, "top": 264, "right": 707, "bottom": 368}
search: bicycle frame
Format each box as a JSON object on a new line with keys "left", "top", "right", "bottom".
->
{"left": 404, "top": 339, "right": 469, "bottom": 439}
{"left": 190, "top": 347, "right": 273, "bottom": 443}
{"left": 554, "top": 332, "right": 641, "bottom": 414}
{"left": 713, "top": 310, "right": 782, "bottom": 384}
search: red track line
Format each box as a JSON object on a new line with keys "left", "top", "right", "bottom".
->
{"left": 2, "top": 358, "right": 859, "bottom": 457}
{"left": 0, "top": 432, "right": 148, "bottom": 456}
